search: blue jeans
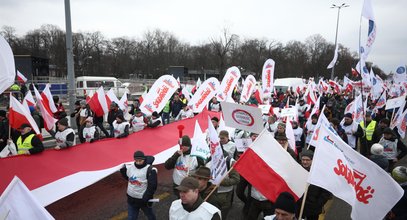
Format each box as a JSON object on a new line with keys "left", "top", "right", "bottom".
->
{"left": 127, "top": 202, "right": 156, "bottom": 220}
{"left": 161, "top": 112, "right": 170, "bottom": 125}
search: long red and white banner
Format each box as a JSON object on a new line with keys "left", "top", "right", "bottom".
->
{"left": 0, "top": 110, "right": 219, "bottom": 207}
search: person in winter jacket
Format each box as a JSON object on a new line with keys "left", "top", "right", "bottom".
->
{"left": 296, "top": 150, "right": 332, "bottom": 220}
{"left": 120, "top": 151, "right": 157, "bottom": 220}
{"left": 369, "top": 143, "right": 389, "bottom": 171}
{"left": 15, "top": 123, "right": 44, "bottom": 155}
{"left": 378, "top": 128, "right": 407, "bottom": 170}
{"left": 164, "top": 135, "right": 205, "bottom": 197}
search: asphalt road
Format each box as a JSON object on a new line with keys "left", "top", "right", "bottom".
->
{"left": 45, "top": 156, "right": 407, "bottom": 220}
{"left": 45, "top": 164, "right": 344, "bottom": 220}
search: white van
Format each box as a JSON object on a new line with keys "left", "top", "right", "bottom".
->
{"left": 76, "top": 76, "right": 129, "bottom": 98}
{"left": 274, "top": 77, "right": 305, "bottom": 93}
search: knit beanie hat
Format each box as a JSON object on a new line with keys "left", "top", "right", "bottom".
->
{"left": 180, "top": 135, "right": 192, "bottom": 147}
{"left": 116, "top": 114, "right": 125, "bottom": 121}
{"left": 275, "top": 192, "right": 296, "bottom": 214}
{"left": 392, "top": 166, "right": 407, "bottom": 184}
{"left": 300, "top": 150, "right": 314, "bottom": 160}
{"left": 211, "top": 117, "right": 219, "bottom": 122}
{"left": 344, "top": 113, "right": 353, "bottom": 119}
{"left": 58, "top": 118, "right": 69, "bottom": 126}
{"left": 133, "top": 151, "right": 146, "bottom": 160}
{"left": 370, "top": 143, "right": 384, "bottom": 156}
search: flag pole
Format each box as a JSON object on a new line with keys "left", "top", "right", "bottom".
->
{"left": 358, "top": 9, "right": 367, "bottom": 144}
{"left": 298, "top": 183, "right": 310, "bottom": 220}
{"left": 8, "top": 94, "right": 12, "bottom": 140}
{"left": 204, "top": 166, "right": 235, "bottom": 202}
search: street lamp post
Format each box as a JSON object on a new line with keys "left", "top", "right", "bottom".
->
{"left": 330, "top": 3, "right": 349, "bottom": 80}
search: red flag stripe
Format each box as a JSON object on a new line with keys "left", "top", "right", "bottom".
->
{"left": 234, "top": 148, "right": 299, "bottom": 202}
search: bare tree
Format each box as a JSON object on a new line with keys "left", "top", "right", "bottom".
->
{"left": 210, "top": 28, "right": 238, "bottom": 78}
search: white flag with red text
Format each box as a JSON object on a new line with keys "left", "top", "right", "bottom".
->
{"left": 396, "top": 109, "right": 407, "bottom": 138}
{"left": 140, "top": 75, "right": 178, "bottom": 115}
{"left": 308, "top": 124, "right": 403, "bottom": 220}
{"left": 240, "top": 75, "right": 257, "bottom": 103}
{"left": 207, "top": 116, "right": 228, "bottom": 185}
{"left": 189, "top": 77, "right": 220, "bottom": 113}
{"left": 217, "top": 66, "right": 241, "bottom": 102}
{"left": 262, "top": 59, "right": 275, "bottom": 96}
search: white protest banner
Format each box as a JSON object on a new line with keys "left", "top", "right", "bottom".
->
{"left": 280, "top": 107, "right": 297, "bottom": 117}
{"left": 217, "top": 66, "right": 241, "bottom": 102}
{"left": 207, "top": 116, "right": 228, "bottom": 185}
{"left": 385, "top": 95, "right": 406, "bottom": 110}
{"left": 188, "top": 77, "right": 220, "bottom": 113}
{"left": 308, "top": 124, "right": 403, "bottom": 220}
{"left": 234, "top": 138, "right": 252, "bottom": 152}
{"left": 0, "top": 176, "right": 54, "bottom": 220}
{"left": 240, "top": 75, "right": 257, "bottom": 103}
{"left": 190, "top": 120, "right": 210, "bottom": 159}
{"left": 220, "top": 101, "right": 264, "bottom": 134}
{"left": 262, "top": 59, "right": 275, "bottom": 96}
{"left": 139, "top": 75, "right": 178, "bottom": 115}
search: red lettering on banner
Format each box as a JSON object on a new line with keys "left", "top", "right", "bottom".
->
{"left": 153, "top": 86, "right": 169, "bottom": 108}
{"left": 195, "top": 88, "right": 211, "bottom": 109}
{"left": 245, "top": 83, "right": 253, "bottom": 98}
{"left": 333, "top": 159, "right": 375, "bottom": 204}
{"left": 222, "top": 76, "right": 235, "bottom": 97}
{"left": 210, "top": 141, "right": 219, "bottom": 155}
{"left": 312, "top": 128, "right": 320, "bottom": 141}
{"left": 266, "top": 69, "right": 272, "bottom": 87}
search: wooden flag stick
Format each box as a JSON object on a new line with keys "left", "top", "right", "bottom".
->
{"left": 204, "top": 166, "right": 235, "bottom": 202}
{"left": 298, "top": 183, "right": 310, "bottom": 220}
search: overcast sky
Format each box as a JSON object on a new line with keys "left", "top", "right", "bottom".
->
{"left": 1, "top": 0, "right": 406, "bottom": 73}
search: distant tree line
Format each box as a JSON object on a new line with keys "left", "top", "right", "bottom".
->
{"left": 1, "top": 24, "right": 385, "bottom": 80}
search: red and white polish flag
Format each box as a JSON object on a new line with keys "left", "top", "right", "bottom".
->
{"left": 40, "top": 84, "right": 57, "bottom": 114}
{"left": 9, "top": 96, "right": 41, "bottom": 134}
{"left": 105, "top": 89, "right": 125, "bottom": 110}
{"left": 24, "top": 91, "right": 36, "bottom": 107}
{"left": 87, "top": 86, "right": 109, "bottom": 117}
{"left": 119, "top": 92, "right": 129, "bottom": 111}
{"left": 308, "top": 124, "right": 403, "bottom": 220}
{"left": 33, "top": 85, "right": 58, "bottom": 131}
{"left": 234, "top": 129, "right": 309, "bottom": 202}
{"left": 17, "top": 70, "right": 28, "bottom": 83}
